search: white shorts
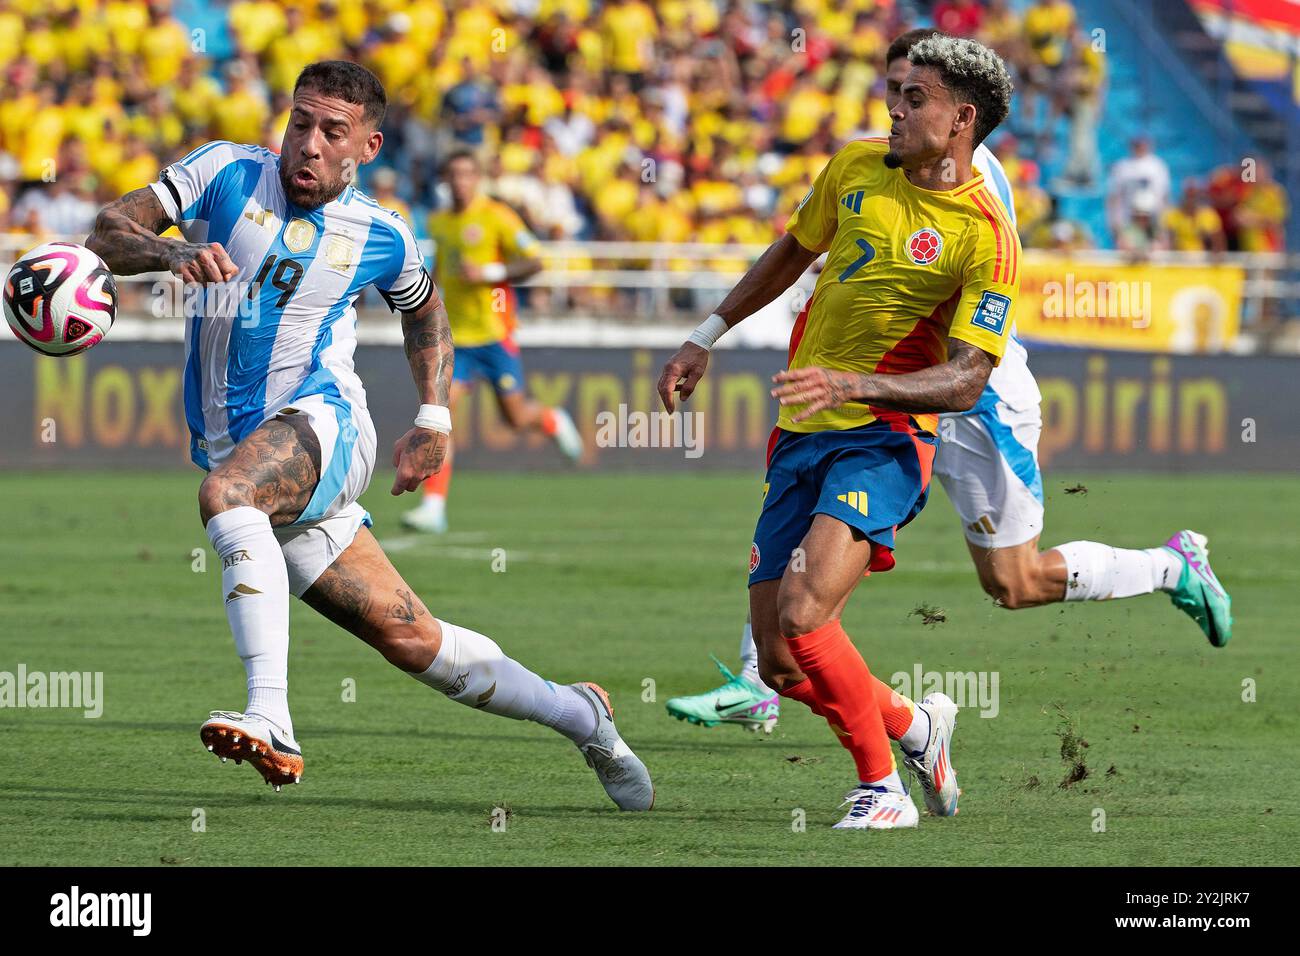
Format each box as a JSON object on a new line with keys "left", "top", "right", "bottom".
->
{"left": 934, "top": 402, "right": 1045, "bottom": 550}
{"left": 270, "top": 393, "right": 377, "bottom": 596}
{"left": 274, "top": 501, "right": 371, "bottom": 597}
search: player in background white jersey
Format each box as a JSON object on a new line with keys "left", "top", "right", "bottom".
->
{"left": 86, "top": 61, "right": 652, "bottom": 810}
{"left": 665, "top": 29, "right": 1231, "bottom": 738}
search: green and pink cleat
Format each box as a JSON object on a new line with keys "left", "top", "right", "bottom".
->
{"left": 666, "top": 657, "right": 780, "bottom": 733}
{"left": 1163, "top": 530, "right": 1233, "bottom": 647}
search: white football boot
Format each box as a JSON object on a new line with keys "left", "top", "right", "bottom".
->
{"left": 832, "top": 785, "right": 919, "bottom": 830}
{"left": 901, "top": 692, "right": 960, "bottom": 817}
{"left": 401, "top": 497, "right": 448, "bottom": 534}
{"left": 550, "top": 408, "right": 583, "bottom": 462}
{"left": 571, "top": 682, "right": 654, "bottom": 811}
{"left": 200, "top": 711, "right": 303, "bottom": 792}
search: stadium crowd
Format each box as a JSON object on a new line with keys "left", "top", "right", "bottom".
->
{"left": 0, "top": 0, "right": 1288, "bottom": 260}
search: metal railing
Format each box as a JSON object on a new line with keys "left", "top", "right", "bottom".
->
{"left": 3, "top": 236, "right": 1297, "bottom": 350}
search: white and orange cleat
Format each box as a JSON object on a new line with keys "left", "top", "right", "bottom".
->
{"left": 832, "top": 785, "right": 919, "bottom": 830}
{"left": 902, "top": 692, "right": 960, "bottom": 817}
{"left": 200, "top": 711, "right": 303, "bottom": 792}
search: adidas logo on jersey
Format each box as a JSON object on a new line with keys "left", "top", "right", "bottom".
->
{"left": 243, "top": 208, "right": 278, "bottom": 230}
{"left": 836, "top": 491, "right": 869, "bottom": 516}
{"left": 840, "top": 190, "right": 865, "bottom": 214}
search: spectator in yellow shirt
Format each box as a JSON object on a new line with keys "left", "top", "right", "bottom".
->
{"left": 104, "top": 0, "right": 149, "bottom": 59}
{"left": 1236, "top": 163, "right": 1288, "bottom": 253}
{"left": 228, "top": 0, "right": 284, "bottom": 57}
{"left": 18, "top": 83, "right": 64, "bottom": 182}
{"left": 57, "top": 6, "right": 111, "bottom": 76}
{"left": 142, "top": 3, "right": 191, "bottom": 88}
{"left": 1162, "top": 183, "right": 1226, "bottom": 253}
{"left": 368, "top": 166, "right": 415, "bottom": 230}
{"left": 210, "top": 61, "right": 269, "bottom": 144}
{"left": 107, "top": 132, "right": 158, "bottom": 196}
{"left": 172, "top": 57, "right": 223, "bottom": 136}
{"left": 0, "top": 2, "right": 23, "bottom": 70}
{"left": 1024, "top": 0, "right": 1075, "bottom": 70}
{"left": 600, "top": 0, "right": 657, "bottom": 84}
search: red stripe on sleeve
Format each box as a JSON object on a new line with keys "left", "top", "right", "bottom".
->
{"left": 787, "top": 292, "right": 814, "bottom": 365}
{"left": 979, "top": 187, "right": 1018, "bottom": 284}
{"left": 969, "top": 191, "right": 1006, "bottom": 284}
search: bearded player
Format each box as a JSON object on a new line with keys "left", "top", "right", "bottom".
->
{"left": 85, "top": 61, "right": 652, "bottom": 811}
{"left": 666, "top": 29, "right": 1233, "bottom": 766}
{"left": 659, "top": 36, "right": 1021, "bottom": 828}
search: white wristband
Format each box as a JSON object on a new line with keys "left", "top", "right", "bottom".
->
{"left": 480, "top": 262, "right": 507, "bottom": 283}
{"left": 415, "top": 404, "right": 452, "bottom": 434}
{"left": 687, "top": 313, "right": 729, "bottom": 351}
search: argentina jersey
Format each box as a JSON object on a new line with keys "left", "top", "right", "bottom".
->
{"left": 149, "top": 140, "right": 433, "bottom": 472}
{"left": 968, "top": 142, "right": 1039, "bottom": 415}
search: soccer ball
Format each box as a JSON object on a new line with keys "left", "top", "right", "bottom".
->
{"left": 4, "top": 241, "right": 117, "bottom": 356}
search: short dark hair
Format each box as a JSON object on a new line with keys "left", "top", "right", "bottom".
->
{"left": 906, "top": 35, "right": 1013, "bottom": 146}
{"left": 887, "top": 28, "right": 941, "bottom": 67}
{"left": 294, "top": 60, "right": 387, "bottom": 127}
{"left": 442, "top": 149, "right": 480, "bottom": 174}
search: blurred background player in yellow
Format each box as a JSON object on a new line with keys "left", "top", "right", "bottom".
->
{"left": 403, "top": 149, "right": 582, "bottom": 534}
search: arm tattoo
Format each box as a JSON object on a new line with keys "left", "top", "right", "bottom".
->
{"left": 401, "top": 292, "right": 454, "bottom": 407}
{"left": 84, "top": 187, "right": 178, "bottom": 275}
{"left": 853, "top": 338, "right": 994, "bottom": 414}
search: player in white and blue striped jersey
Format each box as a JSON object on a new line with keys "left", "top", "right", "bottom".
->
{"left": 86, "top": 60, "right": 652, "bottom": 810}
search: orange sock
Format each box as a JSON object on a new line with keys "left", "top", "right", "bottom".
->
{"left": 540, "top": 408, "right": 559, "bottom": 436}
{"left": 421, "top": 442, "right": 454, "bottom": 497}
{"left": 785, "top": 619, "right": 895, "bottom": 782}
{"left": 783, "top": 675, "right": 914, "bottom": 741}
{"left": 873, "top": 676, "right": 915, "bottom": 740}
{"left": 778, "top": 678, "right": 825, "bottom": 717}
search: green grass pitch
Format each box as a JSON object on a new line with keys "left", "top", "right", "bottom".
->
{"left": 0, "top": 470, "right": 1296, "bottom": 866}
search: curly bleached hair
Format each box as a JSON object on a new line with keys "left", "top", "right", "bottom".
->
{"left": 907, "top": 35, "right": 1013, "bottom": 146}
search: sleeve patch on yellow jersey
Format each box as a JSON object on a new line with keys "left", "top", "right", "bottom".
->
{"left": 970, "top": 290, "right": 1012, "bottom": 335}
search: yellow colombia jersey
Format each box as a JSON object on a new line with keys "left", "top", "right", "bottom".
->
{"left": 783, "top": 138, "right": 1021, "bottom": 435}
{"left": 428, "top": 193, "right": 539, "bottom": 348}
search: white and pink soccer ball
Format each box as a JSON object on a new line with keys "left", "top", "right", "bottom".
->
{"left": 4, "top": 241, "right": 117, "bottom": 356}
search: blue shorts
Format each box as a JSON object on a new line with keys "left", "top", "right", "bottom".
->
{"left": 453, "top": 339, "right": 525, "bottom": 395}
{"left": 748, "top": 421, "right": 937, "bottom": 587}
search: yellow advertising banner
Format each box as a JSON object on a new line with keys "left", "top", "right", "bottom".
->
{"left": 1015, "top": 255, "right": 1244, "bottom": 352}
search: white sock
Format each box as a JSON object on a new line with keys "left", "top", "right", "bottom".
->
{"left": 737, "top": 618, "right": 774, "bottom": 695}
{"left": 411, "top": 619, "right": 597, "bottom": 744}
{"left": 419, "top": 494, "right": 446, "bottom": 518}
{"left": 205, "top": 506, "right": 293, "bottom": 737}
{"left": 899, "top": 704, "right": 930, "bottom": 757}
{"left": 864, "top": 770, "right": 907, "bottom": 794}
{"left": 1054, "top": 541, "right": 1183, "bottom": 601}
